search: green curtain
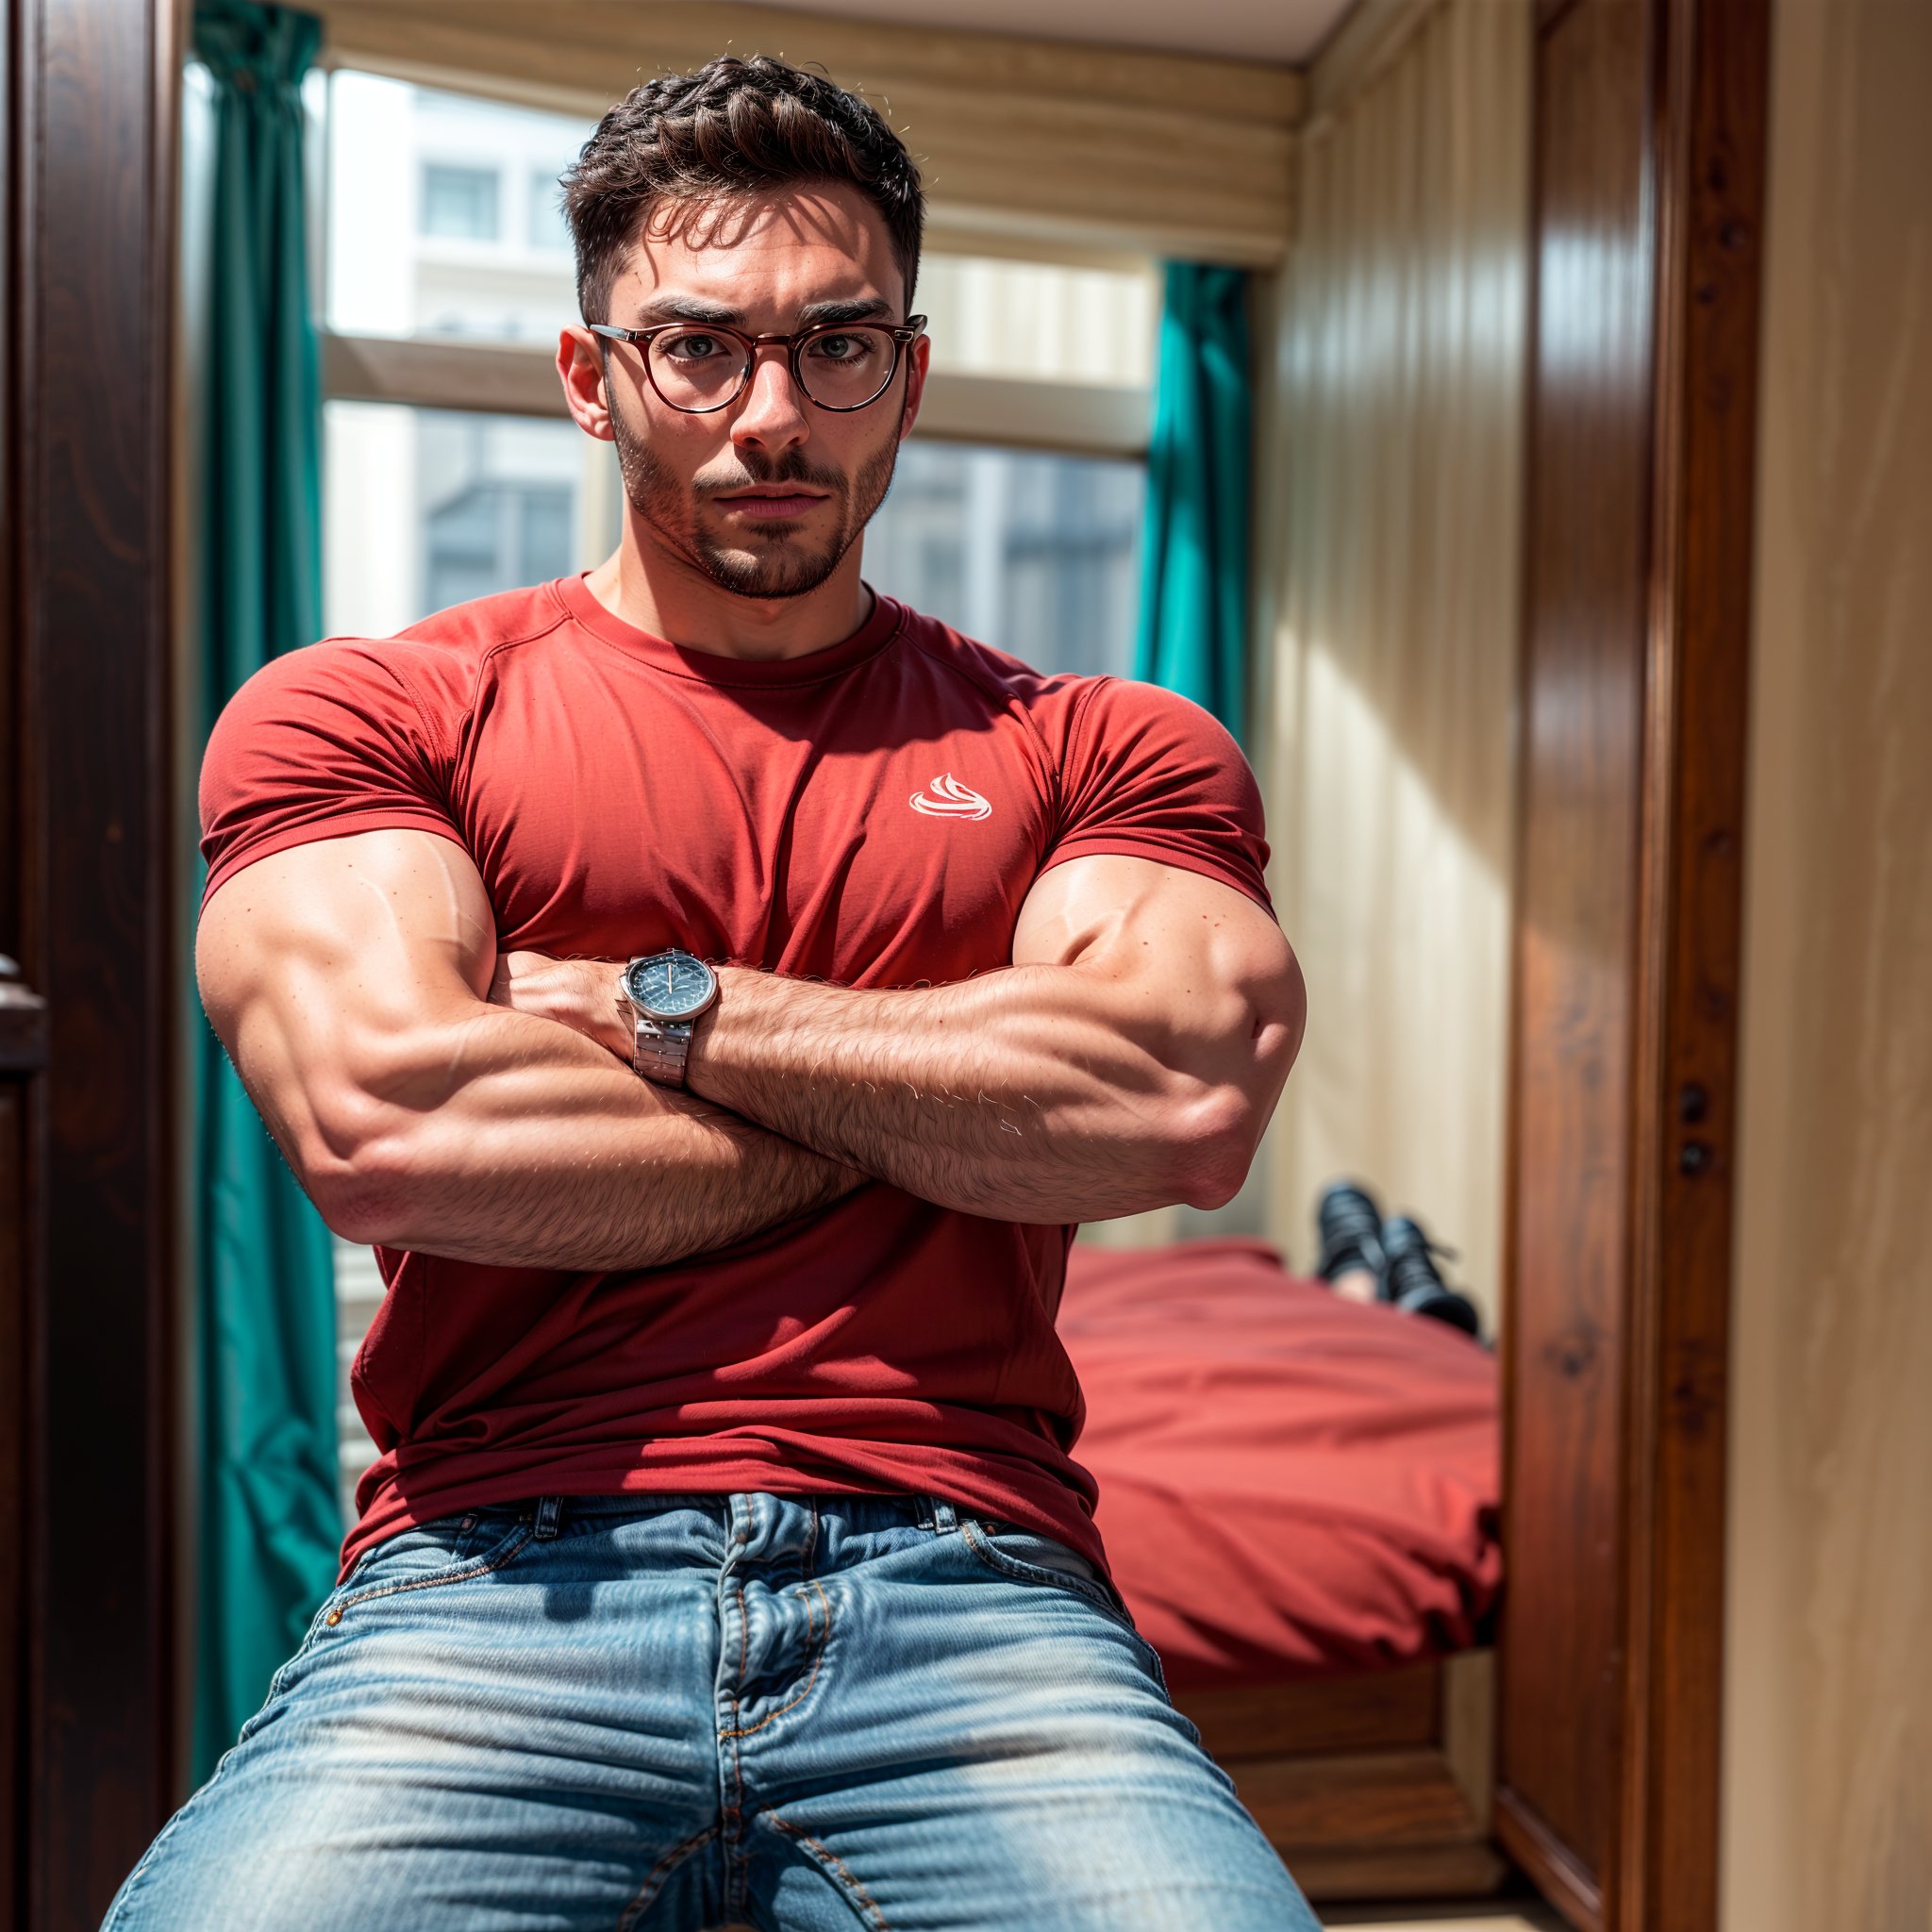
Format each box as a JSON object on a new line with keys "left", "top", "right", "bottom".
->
{"left": 190, "top": 0, "right": 340, "bottom": 1785}
{"left": 1133, "top": 262, "right": 1254, "bottom": 743}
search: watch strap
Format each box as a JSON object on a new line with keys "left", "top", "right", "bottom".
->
{"left": 632, "top": 1013, "right": 695, "bottom": 1089}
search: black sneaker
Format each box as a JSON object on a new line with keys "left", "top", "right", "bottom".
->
{"left": 1379, "top": 1214, "right": 1482, "bottom": 1338}
{"left": 1314, "top": 1179, "right": 1389, "bottom": 1283}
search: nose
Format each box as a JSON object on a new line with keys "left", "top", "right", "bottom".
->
{"left": 731, "top": 341, "right": 811, "bottom": 458}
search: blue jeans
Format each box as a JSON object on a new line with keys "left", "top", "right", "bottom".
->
{"left": 105, "top": 1493, "right": 1318, "bottom": 1930}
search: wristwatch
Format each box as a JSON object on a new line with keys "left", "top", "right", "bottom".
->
{"left": 620, "top": 949, "right": 720, "bottom": 1089}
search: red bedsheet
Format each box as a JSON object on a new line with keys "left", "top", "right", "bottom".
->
{"left": 1062, "top": 1238, "right": 1502, "bottom": 1692}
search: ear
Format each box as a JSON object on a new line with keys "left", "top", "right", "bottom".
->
{"left": 558, "top": 326, "right": 616, "bottom": 442}
{"left": 896, "top": 330, "right": 930, "bottom": 442}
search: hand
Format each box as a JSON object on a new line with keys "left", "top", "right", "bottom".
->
{"left": 489, "top": 950, "right": 631, "bottom": 1060}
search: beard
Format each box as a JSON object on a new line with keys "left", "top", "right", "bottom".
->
{"left": 608, "top": 401, "right": 900, "bottom": 602}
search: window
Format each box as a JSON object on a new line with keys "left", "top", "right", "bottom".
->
{"left": 419, "top": 410, "right": 578, "bottom": 610}
{"left": 315, "top": 72, "right": 1163, "bottom": 1521}
{"left": 323, "top": 403, "right": 596, "bottom": 641}
{"left": 330, "top": 73, "right": 588, "bottom": 344}
{"left": 866, "top": 444, "right": 1145, "bottom": 679}
{"left": 528, "top": 169, "right": 573, "bottom": 253}
{"left": 420, "top": 162, "right": 499, "bottom": 241}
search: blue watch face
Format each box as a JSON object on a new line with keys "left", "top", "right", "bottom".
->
{"left": 627, "top": 951, "right": 715, "bottom": 1020}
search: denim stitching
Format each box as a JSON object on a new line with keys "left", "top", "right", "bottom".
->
{"left": 613, "top": 1821, "right": 719, "bottom": 1932}
{"left": 767, "top": 1813, "right": 891, "bottom": 1930}
{"left": 726, "top": 1584, "right": 745, "bottom": 1839}
{"left": 957, "top": 1520, "right": 1171, "bottom": 1692}
{"left": 331, "top": 1524, "right": 534, "bottom": 1617}
{"left": 722, "top": 1578, "right": 750, "bottom": 1914}
{"left": 958, "top": 1519, "right": 1124, "bottom": 1621}
{"left": 718, "top": 1579, "right": 830, "bottom": 1740}
{"left": 100, "top": 1561, "right": 358, "bottom": 1930}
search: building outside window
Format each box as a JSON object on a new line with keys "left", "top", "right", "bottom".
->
{"left": 317, "top": 71, "right": 1159, "bottom": 1523}
{"left": 419, "top": 161, "right": 498, "bottom": 241}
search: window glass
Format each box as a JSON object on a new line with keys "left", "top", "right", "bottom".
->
{"left": 323, "top": 72, "right": 1155, "bottom": 380}
{"left": 866, "top": 442, "right": 1145, "bottom": 679}
{"left": 529, "top": 168, "right": 574, "bottom": 253}
{"left": 327, "top": 72, "right": 589, "bottom": 344}
{"left": 323, "top": 402, "right": 606, "bottom": 639}
{"left": 420, "top": 161, "right": 499, "bottom": 242}
{"left": 325, "top": 402, "right": 1142, "bottom": 679}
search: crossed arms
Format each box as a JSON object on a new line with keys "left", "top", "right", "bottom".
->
{"left": 196, "top": 827, "right": 1306, "bottom": 1271}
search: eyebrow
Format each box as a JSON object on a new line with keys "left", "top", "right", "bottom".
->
{"left": 796, "top": 295, "right": 892, "bottom": 327}
{"left": 630, "top": 293, "right": 894, "bottom": 329}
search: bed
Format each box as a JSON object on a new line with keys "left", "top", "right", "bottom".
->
{"left": 1062, "top": 1239, "right": 1507, "bottom": 1901}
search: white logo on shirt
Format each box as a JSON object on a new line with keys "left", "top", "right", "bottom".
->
{"left": 908, "top": 774, "right": 991, "bottom": 821}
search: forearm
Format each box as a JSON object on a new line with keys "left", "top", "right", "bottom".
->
{"left": 483, "top": 860, "right": 1302, "bottom": 1228}
{"left": 263, "top": 998, "right": 858, "bottom": 1270}
{"left": 685, "top": 963, "right": 1257, "bottom": 1223}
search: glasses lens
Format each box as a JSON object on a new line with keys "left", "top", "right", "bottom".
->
{"left": 795, "top": 326, "right": 898, "bottom": 409}
{"left": 648, "top": 327, "right": 751, "bottom": 410}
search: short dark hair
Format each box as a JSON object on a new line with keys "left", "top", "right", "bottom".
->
{"left": 561, "top": 56, "right": 925, "bottom": 325}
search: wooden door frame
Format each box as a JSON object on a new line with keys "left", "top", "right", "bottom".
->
{"left": 1497, "top": 1, "right": 1770, "bottom": 1927}
{"left": 3, "top": 0, "right": 183, "bottom": 1924}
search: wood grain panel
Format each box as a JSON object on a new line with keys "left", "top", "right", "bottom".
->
{"left": 0, "top": 1079, "right": 27, "bottom": 1932}
{"left": 1620, "top": 6, "right": 1766, "bottom": 1923}
{"left": 1179, "top": 1663, "right": 1440, "bottom": 1763}
{"left": 1502, "top": 0, "right": 1768, "bottom": 1926}
{"left": 1284, "top": 1840, "right": 1511, "bottom": 1904}
{"left": 1722, "top": 4, "right": 1932, "bottom": 1926}
{"left": 0, "top": 0, "right": 15, "bottom": 964}
{"left": 8, "top": 0, "right": 181, "bottom": 1923}
{"left": 1237, "top": 1747, "right": 1487, "bottom": 1847}
{"left": 1500, "top": 0, "right": 1654, "bottom": 1906}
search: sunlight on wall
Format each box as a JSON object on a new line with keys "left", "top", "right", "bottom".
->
{"left": 1720, "top": 2, "right": 1932, "bottom": 1925}
{"left": 1257, "top": 0, "right": 1530, "bottom": 1322}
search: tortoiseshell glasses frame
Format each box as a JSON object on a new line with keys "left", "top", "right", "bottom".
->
{"left": 587, "top": 316, "right": 928, "bottom": 414}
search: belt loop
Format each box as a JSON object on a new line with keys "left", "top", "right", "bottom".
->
{"left": 534, "top": 1495, "right": 563, "bottom": 1541}
{"left": 929, "top": 1497, "right": 958, "bottom": 1535}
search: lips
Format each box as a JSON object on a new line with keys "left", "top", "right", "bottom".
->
{"left": 714, "top": 490, "right": 831, "bottom": 520}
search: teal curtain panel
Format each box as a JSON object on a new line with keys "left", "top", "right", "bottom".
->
{"left": 1133, "top": 263, "right": 1254, "bottom": 743}
{"left": 189, "top": 0, "right": 341, "bottom": 1785}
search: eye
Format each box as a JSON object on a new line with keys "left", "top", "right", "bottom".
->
{"left": 663, "top": 332, "right": 729, "bottom": 362}
{"left": 806, "top": 331, "right": 875, "bottom": 365}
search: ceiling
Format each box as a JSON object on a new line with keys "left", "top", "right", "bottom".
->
{"left": 750, "top": 0, "right": 1358, "bottom": 67}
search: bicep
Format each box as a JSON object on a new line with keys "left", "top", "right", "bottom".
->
{"left": 196, "top": 828, "right": 497, "bottom": 1155}
{"left": 1015, "top": 853, "right": 1297, "bottom": 997}
{"left": 1014, "top": 854, "right": 1306, "bottom": 1089}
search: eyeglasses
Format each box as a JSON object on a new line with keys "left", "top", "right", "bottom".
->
{"left": 588, "top": 316, "right": 927, "bottom": 415}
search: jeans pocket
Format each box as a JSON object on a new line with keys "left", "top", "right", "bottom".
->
{"left": 329, "top": 1507, "right": 534, "bottom": 1622}
{"left": 957, "top": 1518, "right": 1173, "bottom": 1697}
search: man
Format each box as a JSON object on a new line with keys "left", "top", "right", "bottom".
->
{"left": 108, "top": 56, "right": 1314, "bottom": 1932}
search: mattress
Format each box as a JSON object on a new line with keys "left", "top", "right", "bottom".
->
{"left": 1061, "top": 1238, "right": 1502, "bottom": 1692}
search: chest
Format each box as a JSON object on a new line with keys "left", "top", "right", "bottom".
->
{"left": 452, "top": 662, "right": 1058, "bottom": 985}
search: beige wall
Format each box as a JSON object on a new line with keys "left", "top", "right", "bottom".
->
{"left": 1257, "top": 0, "right": 1529, "bottom": 1317}
{"left": 1721, "top": 2, "right": 1932, "bottom": 1927}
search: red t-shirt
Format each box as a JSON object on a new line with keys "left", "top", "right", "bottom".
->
{"left": 200, "top": 575, "right": 1273, "bottom": 1581}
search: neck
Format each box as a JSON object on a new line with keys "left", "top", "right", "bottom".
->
{"left": 582, "top": 508, "right": 873, "bottom": 661}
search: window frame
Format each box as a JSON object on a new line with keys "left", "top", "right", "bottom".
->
{"left": 312, "top": 74, "right": 1155, "bottom": 464}
{"left": 319, "top": 332, "right": 1152, "bottom": 459}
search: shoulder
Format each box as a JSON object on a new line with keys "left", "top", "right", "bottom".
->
{"left": 219, "top": 582, "right": 573, "bottom": 742}
{"left": 880, "top": 601, "right": 1250, "bottom": 776}
{"left": 392, "top": 579, "right": 573, "bottom": 660}
{"left": 887, "top": 601, "right": 1066, "bottom": 709}
{"left": 1056, "top": 675, "right": 1248, "bottom": 758}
